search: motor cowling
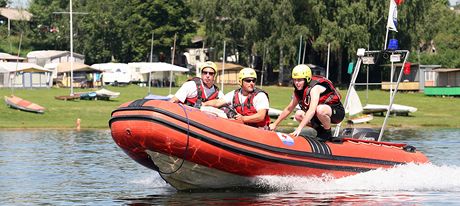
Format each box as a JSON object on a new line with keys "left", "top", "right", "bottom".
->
{"left": 340, "top": 127, "right": 380, "bottom": 141}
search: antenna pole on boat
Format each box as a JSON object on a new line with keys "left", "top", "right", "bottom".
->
{"left": 378, "top": 50, "right": 410, "bottom": 141}
{"left": 384, "top": 28, "right": 390, "bottom": 51}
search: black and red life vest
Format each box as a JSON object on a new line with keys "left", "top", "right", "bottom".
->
{"left": 295, "top": 75, "right": 341, "bottom": 111}
{"left": 232, "top": 88, "right": 271, "bottom": 127}
{"left": 184, "top": 77, "right": 220, "bottom": 108}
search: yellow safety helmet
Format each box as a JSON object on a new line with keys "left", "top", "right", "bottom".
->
{"left": 238, "top": 67, "right": 257, "bottom": 85}
{"left": 291, "top": 64, "right": 312, "bottom": 82}
{"left": 199, "top": 61, "right": 217, "bottom": 76}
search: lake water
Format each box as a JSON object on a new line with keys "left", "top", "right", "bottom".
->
{"left": 1, "top": 129, "right": 460, "bottom": 205}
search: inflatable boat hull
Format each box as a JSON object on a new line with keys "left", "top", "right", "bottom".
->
{"left": 110, "top": 99, "right": 429, "bottom": 190}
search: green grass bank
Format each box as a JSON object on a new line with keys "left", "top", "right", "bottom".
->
{"left": 1, "top": 85, "right": 459, "bottom": 129}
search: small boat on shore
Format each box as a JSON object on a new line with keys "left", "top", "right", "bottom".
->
{"left": 78, "top": 92, "right": 97, "bottom": 100}
{"left": 95, "top": 88, "right": 120, "bottom": 100}
{"left": 363, "top": 104, "right": 417, "bottom": 116}
{"left": 4, "top": 95, "right": 45, "bottom": 114}
{"left": 268, "top": 107, "right": 282, "bottom": 118}
{"left": 55, "top": 94, "right": 80, "bottom": 101}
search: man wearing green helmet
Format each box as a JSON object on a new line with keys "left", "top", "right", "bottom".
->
{"left": 203, "top": 67, "right": 270, "bottom": 128}
{"left": 269, "top": 64, "right": 344, "bottom": 141}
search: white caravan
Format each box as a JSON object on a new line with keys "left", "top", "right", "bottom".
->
{"left": 91, "top": 63, "right": 131, "bottom": 85}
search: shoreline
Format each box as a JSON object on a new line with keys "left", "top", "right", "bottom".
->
{"left": 0, "top": 124, "right": 455, "bottom": 131}
{"left": 2, "top": 85, "right": 460, "bottom": 129}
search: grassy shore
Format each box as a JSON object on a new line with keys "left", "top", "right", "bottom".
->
{"left": 1, "top": 85, "right": 459, "bottom": 129}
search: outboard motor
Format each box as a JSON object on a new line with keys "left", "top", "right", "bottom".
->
{"left": 340, "top": 127, "right": 380, "bottom": 141}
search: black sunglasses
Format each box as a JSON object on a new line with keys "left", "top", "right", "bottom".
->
{"left": 243, "top": 79, "right": 256, "bottom": 83}
{"left": 202, "top": 71, "right": 215, "bottom": 75}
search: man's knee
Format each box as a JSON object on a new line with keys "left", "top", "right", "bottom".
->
{"left": 316, "top": 105, "right": 331, "bottom": 117}
{"left": 294, "top": 110, "right": 304, "bottom": 122}
{"left": 294, "top": 114, "right": 303, "bottom": 122}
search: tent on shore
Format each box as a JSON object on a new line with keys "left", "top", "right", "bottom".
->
{"left": 0, "top": 62, "right": 51, "bottom": 88}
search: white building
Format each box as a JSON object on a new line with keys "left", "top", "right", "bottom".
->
{"left": 27, "top": 50, "right": 85, "bottom": 67}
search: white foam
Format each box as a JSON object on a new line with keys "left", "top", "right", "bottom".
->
{"left": 254, "top": 163, "right": 460, "bottom": 192}
{"left": 129, "top": 173, "right": 169, "bottom": 188}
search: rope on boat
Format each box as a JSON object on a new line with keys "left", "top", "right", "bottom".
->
{"left": 157, "top": 103, "right": 191, "bottom": 175}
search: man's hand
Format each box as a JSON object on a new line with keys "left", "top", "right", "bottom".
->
{"left": 234, "top": 114, "right": 243, "bottom": 122}
{"left": 290, "top": 126, "right": 303, "bottom": 137}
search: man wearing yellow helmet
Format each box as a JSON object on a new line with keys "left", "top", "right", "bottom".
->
{"left": 270, "top": 64, "right": 344, "bottom": 141}
{"left": 169, "top": 61, "right": 224, "bottom": 108}
{"left": 203, "top": 67, "right": 271, "bottom": 128}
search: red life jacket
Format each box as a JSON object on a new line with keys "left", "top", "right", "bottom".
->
{"left": 184, "top": 77, "right": 220, "bottom": 108}
{"left": 232, "top": 88, "right": 271, "bottom": 128}
{"left": 295, "top": 75, "right": 341, "bottom": 111}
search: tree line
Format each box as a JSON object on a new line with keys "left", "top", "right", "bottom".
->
{"left": 2, "top": 0, "right": 459, "bottom": 84}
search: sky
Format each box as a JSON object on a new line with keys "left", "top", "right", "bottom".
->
{"left": 450, "top": 0, "right": 460, "bottom": 6}
{"left": 7, "top": 0, "right": 460, "bottom": 9}
{"left": 9, "top": 0, "right": 29, "bottom": 8}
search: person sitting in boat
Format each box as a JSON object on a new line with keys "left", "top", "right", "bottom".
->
{"left": 203, "top": 67, "right": 271, "bottom": 129}
{"left": 269, "top": 64, "right": 344, "bottom": 141}
{"left": 169, "top": 61, "right": 224, "bottom": 108}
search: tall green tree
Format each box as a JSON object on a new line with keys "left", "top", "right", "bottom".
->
{"left": 416, "top": 0, "right": 460, "bottom": 67}
{"left": 1, "top": 0, "right": 7, "bottom": 7}
{"left": 112, "top": 0, "right": 196, "bottom": 63}
{"left": 22, "top": 0, "right": 459, "bottom": 82}
{"left": 0, "top": 0, "right": 10, "bottom": 7}
{"left": 28, "top": 0, "right": 71, "bottom": 50}
{"left": 27, "top": 0, "right": 196, "bottom": 64}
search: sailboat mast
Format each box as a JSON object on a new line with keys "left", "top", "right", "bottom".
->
{"left": 169, "top": 33, "right": 177, "bottom": 94}
{"left": 11, "top": 33, "right": 23, "bottom": 95}
{"left": 150, "top": 33, "right": 154, "bottom": 63}
{"left": 221, "top": 40, "right": 226, "bottom": 90}
{"left": 69, "top": 0, "right": 74, "bottom": 96}
{"left": 148, "top": 32, "right": 154, "bottom": 94}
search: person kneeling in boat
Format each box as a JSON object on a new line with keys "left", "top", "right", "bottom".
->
{"left": 269, "top": 64, "right": 345, "bottom": 141}
{"left": 169, "top": 61, "right": 224, "bottom": 108}
{"left": 203, "top": 67, "right": 271, "bottom": 129}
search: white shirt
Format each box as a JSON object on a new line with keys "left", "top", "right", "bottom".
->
{"left": 174, "top": 80, "right": 224, "bottom": 103}
{"left": 223, "top": 89, "right": 269, "bottom": 111}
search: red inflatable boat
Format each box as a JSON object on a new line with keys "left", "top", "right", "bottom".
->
{"left": 109, "top": 99, "right": 429, "bottom": 191}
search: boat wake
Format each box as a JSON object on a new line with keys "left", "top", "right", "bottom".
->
{"left": 129, "top": 173, "right": 170, "bottom": 188}
{"left": 255, "top": 163, "right": 460, "bottom": 192}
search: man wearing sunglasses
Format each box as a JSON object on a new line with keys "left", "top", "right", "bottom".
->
{"left": 169, "top": 61, "right": 224, "bottom": 108}
{"left": 203, "top": 68, "right": 270, "bottom": 129}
